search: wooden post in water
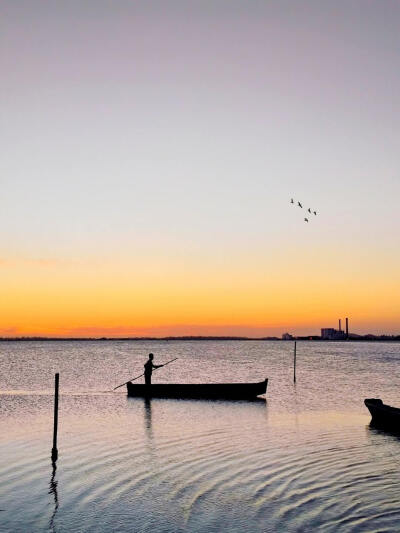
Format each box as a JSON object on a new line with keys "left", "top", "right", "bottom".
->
{"left": 51, "top": 373, "right": 59, "bottom": 462}
{"left": 293, "top": 342, "right": 297, "bottom": 383}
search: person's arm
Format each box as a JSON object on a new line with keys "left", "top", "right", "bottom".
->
{"left": 153, "top": 363, "right": 164, "bottom": 369}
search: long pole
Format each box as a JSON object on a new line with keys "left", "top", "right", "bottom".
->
{"left": 113, "top": 358, "right": 178, "bottom": 391}
{"left": 293, "top": 342, "right": 297, "bottom": 383}
{"left": 51, "top": 373, "right": 59, "bottom": 462}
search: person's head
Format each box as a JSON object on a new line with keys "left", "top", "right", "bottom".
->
{"left": 149, "top": 353, "right": 154, "bottom": 360}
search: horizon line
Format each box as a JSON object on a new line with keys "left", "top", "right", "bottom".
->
{"left": 1, "top": 334, "right": 400, "bottom": 342}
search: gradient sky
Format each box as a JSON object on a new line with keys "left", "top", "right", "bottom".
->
{"left": 1, "top": 0, "right": 400, "bottom": 337}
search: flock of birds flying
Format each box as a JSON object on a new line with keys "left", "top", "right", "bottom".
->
{"left": 290, "top": 198, "right": 317, "bottom": 223}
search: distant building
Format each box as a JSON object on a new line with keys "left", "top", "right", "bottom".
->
{"left": 282, "top": 333, "right": 294, "bottom": 340}
{"left": 321, "top": 328, "right": 346, "bottom": 340}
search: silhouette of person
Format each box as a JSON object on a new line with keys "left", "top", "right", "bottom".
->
{"left": 144, "top": 353, "right": 163, "bottom": 386}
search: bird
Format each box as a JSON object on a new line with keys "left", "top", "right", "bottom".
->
{"left": 291, "top": 198, "right": 294, "bottom": 204}
{"left": 313, "top": 210, "right": 317, "bottom": 216}
{"left": 308, "top": 208, "right": 311, "bottom": 213}
{"left": 304, "top": 218, "right": 309, "bottom": 222}
{"left": 298, "top": 201, "right": 303, "bottom": 208}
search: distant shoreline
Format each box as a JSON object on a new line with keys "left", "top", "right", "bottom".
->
{"left": 1, "top": 336, "right": 399, "bottom": 342}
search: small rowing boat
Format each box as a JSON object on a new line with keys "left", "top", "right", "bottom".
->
{"left": 127, "top": 379, "right": 268, "bottom": 400}
{"left": 364, "top": 398, "right": 400, "bottom": 429}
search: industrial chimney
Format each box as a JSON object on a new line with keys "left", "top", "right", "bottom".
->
{"left": 339, "top": 318, "right": 342, "bottom": 332}
{"left": 346, "top": 317, "right": 349, "bottom": 339}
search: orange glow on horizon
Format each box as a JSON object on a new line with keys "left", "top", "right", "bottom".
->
{"left": 1, "top": 251, "right": 399, "bottom": 337}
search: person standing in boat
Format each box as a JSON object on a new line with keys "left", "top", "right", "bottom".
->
{"left": 144, "top": 353, "right": 163, "bottom": 386}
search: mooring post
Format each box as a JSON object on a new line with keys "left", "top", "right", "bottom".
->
{"left": 293, "top": 342, "right": 297, "bottom": 383}
{"left": 51, "top": 373, "right": 59, "bottom": 462}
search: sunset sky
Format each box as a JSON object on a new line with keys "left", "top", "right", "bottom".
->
{"left": 2, "top": 1, "right": 400, "bottom": 337}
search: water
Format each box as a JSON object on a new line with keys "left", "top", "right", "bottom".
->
{"left": 1, "top": 340, "right": 400, "bottom": 532}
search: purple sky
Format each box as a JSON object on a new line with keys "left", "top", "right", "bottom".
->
{"left": 2, "top": 1, "right": 400, "bottom": 335}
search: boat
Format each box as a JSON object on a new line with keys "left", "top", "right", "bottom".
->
{"left": 127, "top": 379, "right": 268, "bottom": 400}
{"left": 364, "top": 398, "right": 400, "bottom": 429}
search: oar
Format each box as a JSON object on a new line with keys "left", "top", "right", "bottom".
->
{"left": 113, "top": 358, "right": 178, "bottom": 391}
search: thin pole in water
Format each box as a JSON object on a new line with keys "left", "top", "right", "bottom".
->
{"left": 293, "top": 342, "right": 297, "bottom": 383}
{"left": 51, "top": 373, "right": 59, "bottom": 462}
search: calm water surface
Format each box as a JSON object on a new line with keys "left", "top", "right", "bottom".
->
{"left": 1, "top": 340, "right": 400, "bottom": 532}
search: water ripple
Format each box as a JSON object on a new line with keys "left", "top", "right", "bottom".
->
{"left": 2, "top": 341, "right": 400, "bottom": 532}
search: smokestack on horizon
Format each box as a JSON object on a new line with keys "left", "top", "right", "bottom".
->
{"left": 346, "top": 317, "right": 349, "bottom": 338}
{"left": 339, "top": 318, "right": 342, "bottom": 332}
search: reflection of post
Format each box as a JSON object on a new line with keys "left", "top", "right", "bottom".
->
{"left": 51, "top": 373, "right": 59, "bottom": 461}
{"left": 293, "top": 342, "right": 297, "bottom": 383}
{"left": 48, "top": 460, "right": 59, "bottom": 531}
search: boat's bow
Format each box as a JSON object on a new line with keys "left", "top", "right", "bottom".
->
{"left": 364, "top": 398, "right": 400, "bottom": 429}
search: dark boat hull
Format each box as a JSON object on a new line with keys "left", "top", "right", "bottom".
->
{"left": 127, "top": 379, "right": 268, "bottom": 400}
{"left": 364, "top": 398, "right": 400, "bottom": 429}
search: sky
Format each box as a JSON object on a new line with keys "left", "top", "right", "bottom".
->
{"left": 1, "top": 0, "right": 400, "bottom": 337}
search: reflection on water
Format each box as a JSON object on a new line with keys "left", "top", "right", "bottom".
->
{"left": 369, "top": 424, "right": 400, "bottom": 439}
{"left": 1, "top": 340, "right": 400, "bottom": 532}
{"left": 48, "top": 460, "right": 59, "bottom": 532}
{"left": 143, "top": 398, "right": 155, "bottom": 459}
{"left": 144, "top": 398, "right": 152, "bottom": 433}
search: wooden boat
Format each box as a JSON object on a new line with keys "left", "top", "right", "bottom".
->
{"left": 364, "top": 398, "right": 400, "bottom": 429}
{"left": 127, "top": 379, "right": 268, "bottom": 400}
